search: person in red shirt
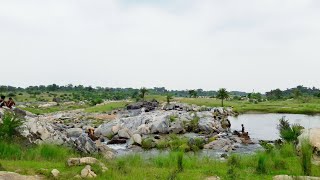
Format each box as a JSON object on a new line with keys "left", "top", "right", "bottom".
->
{"left": 6, "top": 97, "right": 15, "bottom": 109}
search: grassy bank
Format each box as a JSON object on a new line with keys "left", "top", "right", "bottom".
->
{"left": 21, "top": 104, "right": 88, "bottom": 115}
{"left": 85, "top": 101, "right": 129, "bottom": 113}
{"left": 1, "top": 141, "right": 320, "bottom": 179}
{"left": 178, "top": 97, "right": 320, "bottom": 115}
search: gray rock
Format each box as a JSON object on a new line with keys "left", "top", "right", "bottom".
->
{"left": 81, "top": 165, "right": 96, "bottom": 178}
{"left": 150, "top": 115, "right": 170, "bottom": 134}
{"left": 118, "top": 128, "right": 132, "bottom": 139}
{"left": 74, "top": 134, "right": 98, "bottom": 154}
{"left": 129, "top": 134, "right": 142, "bottom": 145}
{"left": 51, "top": 169, "right": 60, "bottom": 178}
{"left": 204, "top": 139, "right": 232, "bottom": 150}
{"left": 66, "top": 128, "right": 83, "bottom": 138}
{"left": 169, "top": 121, "right": 185, "bottom": 134}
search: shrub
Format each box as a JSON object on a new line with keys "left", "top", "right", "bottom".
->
{"left": 260, "top": 141, "right": 274, "bottom": 153}
{"left": 227, "top": 155, "right": 240, "bottom": 180}
{"left": 278, "top": 117, "right": 303, "bottom": 144}
{"left": 279, "top": 143, "right": 296, "bottom": 158}
{"left": 8, "top": 92, "right": 16, "bottom": 97}
{"left": 141, "top": 138, "right": 154, "bottom": 150}
{"left": 256, "top": 154, "right": 267, "bottom": 174}
{"left": 0, "top": 112, "right": 24, "bottom": 139}
{"left": 177, "top": 152, "right": 184, "bottom": 172}
{"left": 91, "top": 98, "right": 103, "bottom": 106}
{"left": 0, "top": 141, "right": 22, "bottom": 160}
{"left": 300, "top": 140, "right": 312, "bottom": 176}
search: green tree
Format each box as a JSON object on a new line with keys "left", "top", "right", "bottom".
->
{"left": 293, "top": 89, "right": 302, "bottom": 99}
{"left": 216, "top": 88, "right": 229, "bottom": 107}
{"left": 139, "top": 87, "right": 148, "bottom": 101}
{"left": 188, "top": 90, "right": 197, "bottom": 98}
{"left": 166, "top": 94, "right": 173, "bottom": 104}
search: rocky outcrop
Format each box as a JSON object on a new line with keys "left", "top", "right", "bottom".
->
{"left": 127, "top": 100, "right": 159, "bottom": 112}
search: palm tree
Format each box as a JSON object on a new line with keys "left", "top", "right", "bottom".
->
{"left": 166, "top": 94, "right": 173, "bottom": 104}
{"left": 216, "top": 88, "right": 229, "bottom": 107}
{"left": 140, "top": 87, "right": 148, "bottom": 101}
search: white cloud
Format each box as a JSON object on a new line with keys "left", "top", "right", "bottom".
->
{"left": 0, "top": 0, "right": 319, "bottom": 92}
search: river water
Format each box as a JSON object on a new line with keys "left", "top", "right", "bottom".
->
{"left": 107, "top": 113, "right": 320, "bottom": 157}
{"left": 229, "top": 113, "right": 320, "bottom": 141}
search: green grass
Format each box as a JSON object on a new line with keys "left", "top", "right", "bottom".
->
{"left": 21, "top": 104, "right": 88, "bottom": 115}
{"left": 1, "top": 140, "right": 320, "bottom": 179}
{"left": 85, "top": 101, "right": 129, "bottom": 113}
{"left": 178, "top": 97, "right": 320, "bottom": 115}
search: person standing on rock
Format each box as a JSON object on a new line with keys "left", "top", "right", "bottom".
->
{"left": 0, "top": 95, "right": 6, "bottom": 108}
{"left": 241, "top": 124, "right": 245, "bottom": 134}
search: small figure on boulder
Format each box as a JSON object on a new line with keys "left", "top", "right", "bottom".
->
{"left": 87, "top": 128, "right": 99, "bottom": 141}
{"left": 241, "top": 124, "right": 245, "bottom": 134}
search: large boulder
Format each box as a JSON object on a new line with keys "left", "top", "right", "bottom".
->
{"left": 150, "top": 115, "right": 170, "bottom": 134}
{"left": 118, "top": 128, "right": 132, "bottom": 139}
{"left": 74, "top": 134, "right": 98, "bottom": 154}
{"left": 198, "top": 117, "right": 216, "bottom": 134}
{"left": 169, "top": 121, "right": 185, "bottom": 134}
{"left": 95, "top": 122, "right": 116, "bottom": 138}
{"left": 298, "top": 128, "right": 320, "bottom": 152}
{"left": 129, "top": 134, "right": 142, "bottom": 145}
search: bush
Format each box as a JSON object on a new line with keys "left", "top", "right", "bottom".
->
{"left": 0, "top": 141, "right": 22, "bottom": 160}
{"left": 0, "top": 112, "right": 24, "bottom": 139}
{"left": 141, "top": 138, "right": 154, "bottom": 150}
{"left": 278, "top": 117, "right": 303, "bottom": 144}
{"left": 279, "top": 143, "right": 296, "bottom": 158}
{"left": 256, "top": 154, "right": 267, "bottom": 174}
{"left": 227, "top": 155, "right": 240, "bottom": 180}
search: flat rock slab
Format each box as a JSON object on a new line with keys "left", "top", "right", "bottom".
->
{"left": 0, "top": 171, "right": 44, "bottom": 180}
{"left": 274, "top": 175, "right": 320, "bottom": 180}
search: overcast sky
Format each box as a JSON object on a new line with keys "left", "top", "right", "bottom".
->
{"left": 1, "top": 0, "right": 320, "bottom": 92}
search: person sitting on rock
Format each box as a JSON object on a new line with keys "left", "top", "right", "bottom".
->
{"left": 0, "top": 95, "right": 6, "bottom": 108}
{"left": 87, "top": 128, "right": 99, "bottom": 141}
{"left": 6, "top": 97, "right": 16, "bottom": 109}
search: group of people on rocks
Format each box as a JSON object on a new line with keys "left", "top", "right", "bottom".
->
{"left": 0, "top": 95, "right": 16, "bottom": 109}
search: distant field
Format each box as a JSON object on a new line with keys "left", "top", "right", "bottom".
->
{"left": 178, "top": 97, "right": 320, "bottom": 115}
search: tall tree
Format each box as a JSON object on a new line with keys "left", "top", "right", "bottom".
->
{"left": 188, "top": 90, "right": 198, "bottom": 98}
{"left": 140, "top": 87, "right": 148, "bottom": 101}
{"left": 216, "top": 88, "right": 229, "bottom": 107}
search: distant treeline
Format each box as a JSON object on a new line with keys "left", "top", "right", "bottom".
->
{"left": 266, "top": 85, "right": 320, "bottom": 100}
{"left": 1, "top": 84, "right": 319, "bottom": 102}
{"left": 0, "top": 84, "right": 246, "bottom": 99}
